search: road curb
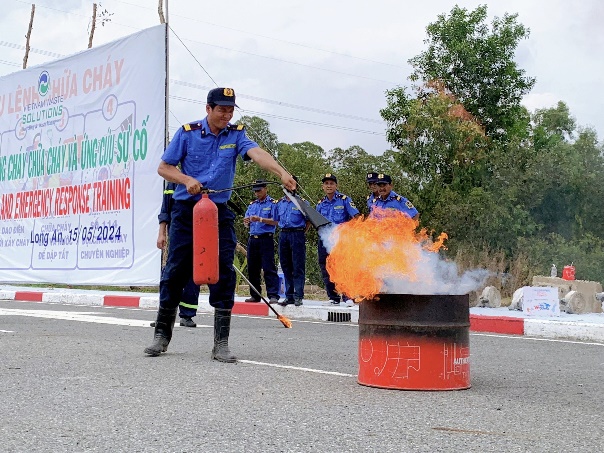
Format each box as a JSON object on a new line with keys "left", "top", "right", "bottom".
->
{"left": 2, "top": 289, "right": 603, "bottom": 343}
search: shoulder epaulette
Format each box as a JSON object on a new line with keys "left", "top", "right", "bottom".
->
{"left": 272, "top": 199, "right": 278, "bottom": 204}
{"left": 227, "top": 124, "right": 245, "bottom": 131}
{"left": 339, "top": 194, "right": 347, "bottom": 200}
{"left": 366, "top": 195, "right": 370, "bottom": 200}
{"left": 317, "top": 199, "right": 323, "bottom": 204}
{"left": 396, "top": 195, "right": 402, "bottom": 201}
{"left": 182, "top": 122, "right": 203, "bottom": 132}
{"left": 249, "top": 201, "right": 254, "bottom": 205}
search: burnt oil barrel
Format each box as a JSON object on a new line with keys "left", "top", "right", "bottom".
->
{"left": 358, "top": 294, "right": 470, "bottom": 390}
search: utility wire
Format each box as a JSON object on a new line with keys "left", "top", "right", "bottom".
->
{"left": 238, "top": 109, "right": 385, "bottom": 136}
{"left": 169, "top": 95, "right": 385, "bottom": 136}
{"left": 114, "top": 0, "right": 406, "bottom": 69}
{"left": 0, "top": 41, "right": 65, "bottom": 59}
{"left": 170, "top": 82, "right": 384, "bottom": 124}
{"left": 168, "top": 25, "right": 218, "bottom": 87}
{"left": 169, "top": 27, "right": 316, "bottom": 204}
{"left": 172, "top": 37, "right": 398, "bottom": 85}
{"left": 9, "top": 0, "right": 398, "bottom": 85}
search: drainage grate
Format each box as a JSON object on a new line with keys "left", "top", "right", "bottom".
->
{"left": 327, "top": 311, "right": 351, "bottom": 322}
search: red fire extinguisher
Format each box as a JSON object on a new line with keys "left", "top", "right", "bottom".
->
{"left": 562, "top": 263, "right": 575, "bottom": 281}
{"left": 193, "top": 193, "right": 219, "bottom": 285}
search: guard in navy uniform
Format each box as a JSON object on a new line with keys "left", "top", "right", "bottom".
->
{"left": 275, "top": 188, "right": 310, "bottom": 307}
{"left": 369, "top": 174, "right": 419, "bottom": 219}
{"left": 145, "top": 87, "right": 296, "bottom": 362}
{"left": 316, "top": 173, "right": 360, "bottom": 305}
{"left": 243, "top": 180, "right": 280, "bottom": 304}
{"left": 153, "top": 180, "right": 199, "bottom": 328}
{"left": 365, "top": 171, "right": 379, "bottom": 212}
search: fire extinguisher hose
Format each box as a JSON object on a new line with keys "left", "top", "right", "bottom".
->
{"left": 232, "top": 265, "right": 292, "bottom": 329}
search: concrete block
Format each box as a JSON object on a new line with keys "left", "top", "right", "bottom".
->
{"left": 531, "top": 276, "right": 602, "bottom": 314}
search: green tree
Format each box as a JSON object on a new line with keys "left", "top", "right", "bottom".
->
{"left": 381, "top": 82, "right": 492, "bottom": 229}
{"left": 238, "top": 115, "right": 279, "bottom": 153}
{"left": 409, "top": 4, "right": 535, "bottom": 139}
{"left": 277, "top": 141, "right": 330, "bottom": 203}
{"left": 327, "top": 145, "right": 383, "bottom": 214}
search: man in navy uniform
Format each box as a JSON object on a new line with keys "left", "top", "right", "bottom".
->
{"left": 365, "top": 171, "right": 379, "bottom": 213}
{"left": 153, "top": 180, "right": 198, "bottom": 328}
{"left": 145, "top": 87, "right": 296, "bottom": 362}
{"left": 243, "top": 180, "right": 280, "bottom": 304}
{"left": 370, "top": 173, "right": 419, "bottom": 219}
{"left": 275, "top": 185, "right": 310, "bottom": 307}
{"left": 316, "top": 173, "right": 360, "bottom": 306}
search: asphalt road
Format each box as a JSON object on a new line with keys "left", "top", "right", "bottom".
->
{"left": 1, "top": 299, "right": 603, "bottom": 453}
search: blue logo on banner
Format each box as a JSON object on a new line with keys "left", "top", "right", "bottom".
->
{"left": 38, "top": 71, "right": 50, "bottom": 96}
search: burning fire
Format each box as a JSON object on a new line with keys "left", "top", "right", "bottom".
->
{"left": 325, "top": 209, "right": 447, "bottom": 301}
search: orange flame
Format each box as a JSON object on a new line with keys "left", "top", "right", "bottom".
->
{"left": 325, "top": 209, "right": 447, "bottom": 301}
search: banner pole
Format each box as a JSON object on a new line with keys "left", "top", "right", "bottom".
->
{"left": 164, "top": 0, "right": 170, "bottom": 150}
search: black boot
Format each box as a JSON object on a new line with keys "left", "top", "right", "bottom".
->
{"left": 211, "top": 308, "right": 237, "bottom": 363}
{"left": 144, "top": 307, "right": 177, "bottom": 356}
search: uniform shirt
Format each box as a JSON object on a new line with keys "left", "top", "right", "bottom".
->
{"left": 366, "top": 193, "right": 377, "bottom": 211}
{"left": 158, "top": 181, "right": 176, "bottom": 224}
{"left": 161, "top": 118, "right": 258, "bottom": 203}
{"left": 371, "top": 190, "right": 418, "bottom": 218}
{"left": 245, "top": 196, "right": 278, "bottom": 235}
{"left": 275, "top": 197, "right": 309, "bottom": 229}
{"left": 316, "top": 191, "right": 359, "bottom": 225}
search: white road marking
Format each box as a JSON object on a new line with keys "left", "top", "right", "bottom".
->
{"left": 471, "top": 332, "right": 604, "bottom": 346}
{"left": 239, "top": 359, "right": 356, "bottom": 378}
{"left": 2, "top": 302, "right": 602, "bottom": 345}
{"left": 0, "top": 329, "right": 14, "bottom": 333}
{"left": 0, "top": 308, "right": 211, "bottom": 328}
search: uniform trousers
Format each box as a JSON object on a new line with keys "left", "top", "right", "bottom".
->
{"left": 279, "top": 230, "right": 306, "bottom": 301}
{"left": 178, "top": 279, "right": 200, "bottom": 318}
{"left": 247, "top": 233, "right": 280, "bottom": 300}
{"left": 318, "top": 239, "right": 340, "bottom": 302}
{"left": 160, "top": 200, "right": 236, "bottom": 311}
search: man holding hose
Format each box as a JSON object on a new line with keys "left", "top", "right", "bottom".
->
{"left": 145, "top": 87, "right": 296, "bottom": 362}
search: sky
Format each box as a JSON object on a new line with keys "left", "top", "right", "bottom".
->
{"left": 1, "top": 0, "right": 602, "bottom": 155}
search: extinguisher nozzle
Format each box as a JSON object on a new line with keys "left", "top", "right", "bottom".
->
{"left": 277, "top": 314, "right": 293, "bottom": 328}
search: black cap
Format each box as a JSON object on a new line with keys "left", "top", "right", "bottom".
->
{"left": 376, "top": 173, "right": 392, "bottom": 184}
{"left": 207, "top": 87, "right": 238, "bottom": 107}
{"left": 252, "top": 179, "right": 267, "bottom": 190}
{"left": 321, "top": 173, "right": 337, "bottom": 183}
{"left": 366, "top": 172, "right": 379, "bottom": 183}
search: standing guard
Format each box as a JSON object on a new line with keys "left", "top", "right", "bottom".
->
{"left": 316, "top": 173, "right": 360, "bottom": 305}
{"left": 243, "top": 180, "right": 280, "bottom": 304}
{"left": 370, "top": 174, "right": 419, "bottom": 219}
{"left": 275, "top": 187, "right": 310, "bottom": 306}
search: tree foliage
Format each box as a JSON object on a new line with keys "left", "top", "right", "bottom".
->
{"left": 409, "top": 4, "right": 535, "bottom": 139}
{"left": 224, "top": 5, "right": 604, "bottom": 291}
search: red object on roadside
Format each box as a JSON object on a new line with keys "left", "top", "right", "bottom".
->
{"left": 562, "top": 265, "right": 576, "bottom": 281}
{"left": 193, "top": 194, "right": 219, "bottom": 285}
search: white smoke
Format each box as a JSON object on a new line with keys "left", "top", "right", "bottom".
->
{"left": 318, "top": 224, "right": 338, "bottom": 252}
{"left": 382, "top": 244, "right": 491, "bottom": 295}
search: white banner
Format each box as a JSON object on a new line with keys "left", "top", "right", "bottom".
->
{"left": 0, "top": 25, "right": 166, "bottom": 285}
{"left": 522, "top": 286, "right": 560, "bottom": 317}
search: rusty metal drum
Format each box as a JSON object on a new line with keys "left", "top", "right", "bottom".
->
{"left": 358, "top": 294, "right": 470, "bottom": 390}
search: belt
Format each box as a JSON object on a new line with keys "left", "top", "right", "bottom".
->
{"left": 251, "top": 233, "right": 273, "bottom": 239}
{"left": 281, "top": 227, "right": 305, "bottom": 232}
